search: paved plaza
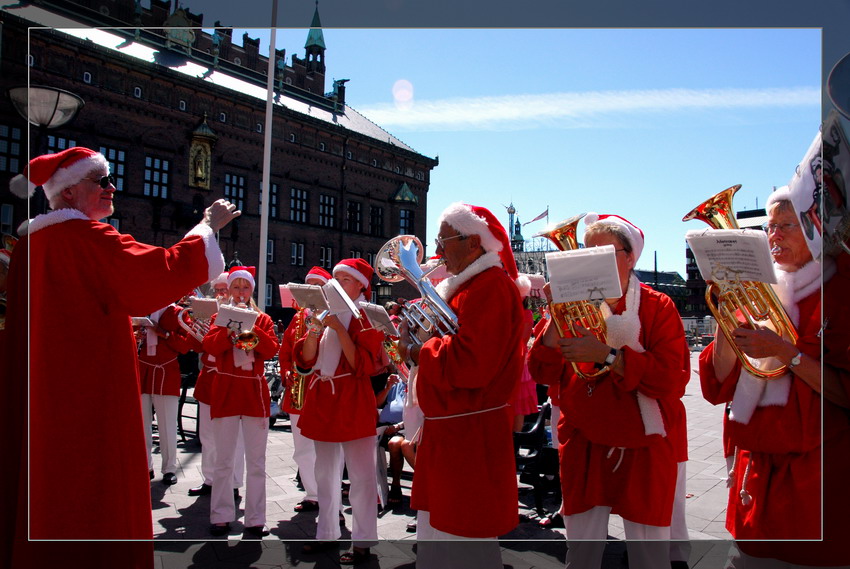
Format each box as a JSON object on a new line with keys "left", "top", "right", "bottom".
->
{"left": 152, "top": 352, "right": 736, "bottom": 568}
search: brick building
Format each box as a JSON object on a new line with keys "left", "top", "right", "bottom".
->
{"left": 0, "top": 1, "right": 437, "bottom": 320}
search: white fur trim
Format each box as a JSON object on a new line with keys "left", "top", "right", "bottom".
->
{"left": 26, "top": 208, "right": 90, "bottom": 234}
{"left": 435, "top": 251, "right": 501, "bottom": 301}
{"left": 515, "top": 274, "right": 532, "bottom": 298}
{"left": 600, "top": 274, "right": 666, "bottom": 437}
{"left": 438, "top": 203, "right": 503, "bottom": 253}
{"left": 186, "top": 223, "right": 225, "bottom": 282}
{"left": 227, "top": 269, "right": 255, "bottom": 290}
{"left": 333, "top": 264, "right": 370, "bottom": 289}
{"left": 9, "top": 173, "right": 34, "bottom": 198}
{"left": 42, "top": 153, "right": 110, "bottom": 199}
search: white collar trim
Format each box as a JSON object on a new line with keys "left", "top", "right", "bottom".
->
{"left": 27, "top": 209, "right": 90, "bottom": 234}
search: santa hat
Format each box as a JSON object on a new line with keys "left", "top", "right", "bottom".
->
{"left": 10, "top": 147, "right": 110, "bottom": 200}
{"left": 584, "top": 212, "right": 645, "bottom": 263}
{"left": 227, "top": 265, "right": 256, "bottom": 289}
{"left": 209, "top": 272, "right": 229, "bottom": 286}
{"left": 438, "top": 202, "right": 531, "bottom": 296}
{"left": 333, "top": 258, "right": 373, "bottom": 298}
{"left": 306, "top": 265, "right": 331, "bottom": 284}
{"left": 767, "top": 183, "right": 821, "bottom": 260}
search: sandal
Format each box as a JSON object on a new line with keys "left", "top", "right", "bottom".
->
{"left": 387, "top": 485, "right": 403, "bottom": 506}
{"left": 538, "top": 513, "right": 564, "bottom": 529}
{"left": 301, "top": 540, "right": 338, "bottom": 554}
{"left": 294, "top": 500, "right": 319, "bottom": 512}
{"left": 340, "top": 547, "right": 370, "bottom": 565}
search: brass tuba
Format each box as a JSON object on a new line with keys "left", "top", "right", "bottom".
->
{"left": 537, "top": 214, "right": 611, "bottom": 379}
{"left": 374, "top": 235, "right": 458, "bottom": 345}
{"left": 682, "top": 185, "right": 799, "bottom": 379}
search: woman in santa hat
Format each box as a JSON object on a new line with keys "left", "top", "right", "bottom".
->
{"left": 203, "top": 266, "right": 280, "bottom": 538}
{"left": 528, "top": 213, "right": 690, "bottom": 569}
{"left": 292, "top": 258, "right": 385, "bottom": 565}
{"left": 278, "top": 265, "right": 332, "bottom": 513}
{"left": 700, "top": 186, "right": 850, "bottom": 567}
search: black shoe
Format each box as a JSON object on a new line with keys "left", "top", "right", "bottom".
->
{"left": 294, "top": 500, "right": 319, "bottom": 512}
{"left": 149, "top": 470, "right": 154, "bottom": 480}
{"left": 671, "top": 562, "right": 690, "bottom": 569}
{"left": 233, "top": 488, "right": 241, "bottom": 500}
{"left": 244, "top": 525, "right": 270, "bottom": 538}
{"left": 406, "top": 520, "right": 417, "bottom": 533}
{"left": 340, "top": 547, "right": 370, "bottom": 565}
{"left": 302, "top": 540, "right": 338, "bottom": 554}
{"left": 209, "top": 523, "right": 230, "bottom": 537}
{"left": 188, "top": 483, "right": 212, "bottom": 496}
{"left": 162, "top": 472, "right": 177, "bottom": 485}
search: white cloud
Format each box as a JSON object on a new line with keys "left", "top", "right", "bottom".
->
{"left": 356, "top": 87, "right": 820, "bottom": 131}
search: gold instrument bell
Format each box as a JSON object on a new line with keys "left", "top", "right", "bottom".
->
{"left": 683, "top": 185, "right": 799, "bottom": 379}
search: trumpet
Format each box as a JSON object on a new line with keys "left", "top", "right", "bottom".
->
{"left": 682, "top": 185, "right": 798, "bottom": 379}
{"left": 374, "top": 235, "right": 458, "bottom": 345}
{"left": 537, "top": 214, "right": 611, "bottom": 379}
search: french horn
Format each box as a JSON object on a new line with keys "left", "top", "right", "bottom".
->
{"left": 537, "top": 214, "right": 611, "bottom": 379}
{"left": 374, "top": 235, "right": 458, "bottom": 345}
{"left": 682, "top": 185, "right": 798, "bottom": 379}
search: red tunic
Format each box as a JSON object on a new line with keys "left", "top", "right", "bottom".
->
{"left": 411, "top": 266, "right": 524, "bottom": 538}
{"left": 699, "top": 269, "right": 850, "bottom": 565}
{"left": 138, "top": 305, "right": 192, "bottom": 396}
{"left": 4, "top": 210, "right": 219, "bottom": 545}
{"left": 203, "top": 311, "right": 279, "bottom": 418}
{"left": 528, "top": 285, "right": 689, "bottom": 527}
{"left": 293, "top": 315, "right": 385, "bottom": 442}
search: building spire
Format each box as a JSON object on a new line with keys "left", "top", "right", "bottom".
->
{"left": 305, "top": 1, "right": 326, "bottom": 50}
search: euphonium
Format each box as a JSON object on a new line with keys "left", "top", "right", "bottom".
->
{"left": 289, "top": 308, "right": 309, "bottom": 410}
{"left": 682, "top": 184, "right": 799, "bottom": 379}
{"left": 374, "top": 235, "right": 458, "bottom": 345}
{"left": 536, "top": 214, "right": 611, "bottom": 379}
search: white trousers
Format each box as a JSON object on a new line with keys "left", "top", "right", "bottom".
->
{"left": 415, "top": 510, "right": 503, "bottom": 569}
{"left": 142, "top": 393, "right": 179, "bottom": 474}
{"left": 670, "top": 461, "right": 691, "bottom": 563}
{"left": 564, "top": 506, "right": 671, "bottom": 569}
{"left": 550, "top": 403, "right": 561, "bottom": 448}
{"left": 314, "top": 436, "right": 377, "bottom": 547}
{"left": 290, "top": 413, "right": 318, "bottom": 502}
{"left": 198, "top": 402, "right": 244, "bottom": 487}
{"left": 210, "top": 415, "right": 268, "bottom": 527}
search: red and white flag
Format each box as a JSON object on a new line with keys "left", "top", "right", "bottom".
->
{"left": 523, "top": 207, "right": 548, "bottom": 226}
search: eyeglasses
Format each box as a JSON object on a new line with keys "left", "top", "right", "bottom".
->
{"left": 434, "top": 234, "right": 467, "bottom": 249}
{"left": 763, "top": 222, "right": 799, "bottom": 234}
{"left": 87, "top": 174, "right": 116, "bottom": 189}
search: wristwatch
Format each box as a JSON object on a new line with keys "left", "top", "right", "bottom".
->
{"left": 788, "top": 351, "right": 803, "bottom": 369}
{"left": 603, "top": 348, "right": 618, "bottom": 366}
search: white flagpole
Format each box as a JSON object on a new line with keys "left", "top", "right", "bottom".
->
{"left": 257, "top": 0, "right": 279, "bottom": 309}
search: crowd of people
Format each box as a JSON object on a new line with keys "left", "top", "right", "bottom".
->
{"left": 2, "top": 146, "right": 849, "bottom": 569}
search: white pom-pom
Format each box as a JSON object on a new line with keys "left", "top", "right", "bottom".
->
{"left": 585, "top": 212, "right": 600, "bottom": 226}
{"left": 9, "top": 173, "right": 35, "bottom": 198}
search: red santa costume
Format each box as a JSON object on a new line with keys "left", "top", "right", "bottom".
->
{"left": 3, "top": 148, "right": 225, "bottom": 565}
{"left": 187, "top": 273, "right": 245, "bottom": 498}
{"left": 202, "top": 266, "right": 279, "bottom": 535}
{"left": 699, "top": 186, "right": 850, "bottom": 567}
{"left": 527, "top": 213, "right": 689, "bottom": 569}
{"left": 280, "top": 265, "right": 332, "bottom": 510}
{"left": 138, "top": 303, "right": 193, "bottom": 482}
{"left": 293, "top": 258, "right": 385, "bottom": 549}
{"left": 410, "top": 203, "right": 529, "bottom": 564}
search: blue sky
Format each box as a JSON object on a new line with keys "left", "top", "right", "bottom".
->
{"left": 232, "top": 27, "right": 822, "bottom": 276}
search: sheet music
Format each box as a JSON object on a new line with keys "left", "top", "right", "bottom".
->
{"left": 131, "top": 317, "right": 154, "bottom": 327}
{"left": 685, "top": 229, "right": 777, "bottom": 284}
{"left": 323, "top": 279, "right": 361, "bottom": 319}
{"left": 359, "top": 301, "right": 399, "bottom": 336}
{"left": 545, "top": 245, "right": 622, "bottom": 303}
{"left": 287, "top": 284, "right": 330, "bottom": 313}
{"left": 278, "top": 284, "right": 297, "bottom": 309}
{"left": 214, "top": 304, "right": 259, "bottom": 333}
{"left": 189, "top": 297, "right": 218, "bottom": 320}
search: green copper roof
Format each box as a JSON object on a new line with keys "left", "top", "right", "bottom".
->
{"left": 305, "top": 4, "right": 326, "bottom": 50}
{"left": 392, "top": 182, "right": 418, "bottom": 204}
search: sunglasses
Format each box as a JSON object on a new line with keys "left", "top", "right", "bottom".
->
{"left": 87, "top": 174, "right": 116, "bottom": 189}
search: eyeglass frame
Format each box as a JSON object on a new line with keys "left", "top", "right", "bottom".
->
{"left": 86, "top": 174, "right": 116, "bottom": 189}
{"left": 434, "top": 234, "right": 468, "bottom": 249}
{"left": 762, "top": 222, "right": 800, "bottom": 235}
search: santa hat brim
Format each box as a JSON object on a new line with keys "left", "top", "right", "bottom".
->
{"left": 438, "top": 203, "right": 504, "bottom": 253}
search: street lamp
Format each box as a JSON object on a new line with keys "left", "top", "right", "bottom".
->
{"left": 8, "top": 85, "right": 84, "bottom": 129}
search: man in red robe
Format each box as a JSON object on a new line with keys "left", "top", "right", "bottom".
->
{"left": 398, "top": 202, "right": 530, "bottom": 569}
{"left": 2, "top": 147, "right": 239, "bottom": 568}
